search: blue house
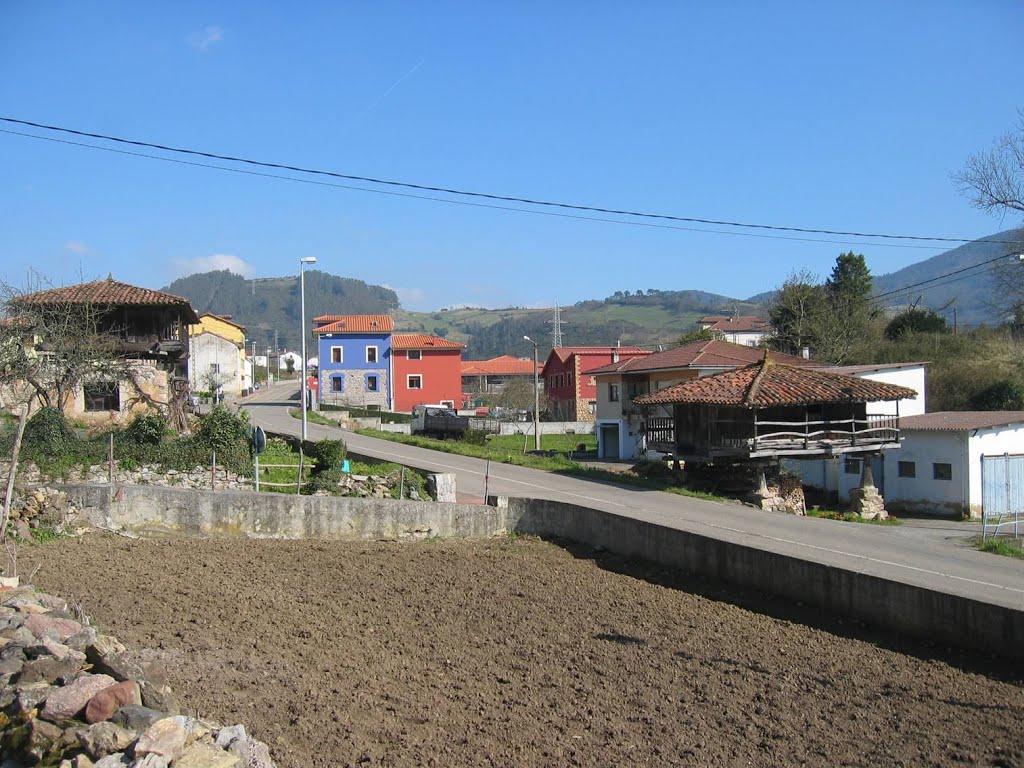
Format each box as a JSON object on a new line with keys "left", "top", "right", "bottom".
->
{"left": 313, "top": 314, "right": 395, "bottom": 410}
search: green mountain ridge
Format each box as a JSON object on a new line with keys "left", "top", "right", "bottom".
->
{"left": 162, "top": 230, "right": 1022, "bottom": 357}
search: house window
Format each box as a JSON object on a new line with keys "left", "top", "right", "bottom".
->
{"left": 408, "top": 374, "right": 423, "bottom": 390}
{"left": 366, "top": 375, "right": 378, "bottom": 392}
{"left": 209, "top": 363, "right": 220, "bottom": 374}
{"left": 933, "top": 463, "right": 953, "bottom": 481}
{"left": 331, "top": 376, "right": 343, "bottom": 392}
{"left": 407, "top": 350, "right": 421, "bottom": 360}
{"left": 844, "top": 457, "right": 861, "bottom": 475}
{"left": 331, "top": 346, "right": 343, "bottom": 364}
{"left": 366, "top": 346, "right": 378, "bottom": 363}
{"left": 609, "top": 383, "right": 620, "bottom": 402}
{"left": 84, "top": 382, "right": 119, "bottom": 412}
{"left": 898, "top": 461, "right": 916, "bottom": 478}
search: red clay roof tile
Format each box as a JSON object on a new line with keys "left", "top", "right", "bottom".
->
{"left": 14, "top": 277, "right": 199, "bottom": 323}
{"left": 635, "top": 355, "right": 917, "bottom": 408}
{"left": 391, "top": 333, "right": 464, "bottom": 350}
{"left": 313, "top": 315, "right": 395, "bottom": 334}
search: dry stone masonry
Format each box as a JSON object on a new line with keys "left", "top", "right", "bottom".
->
{"left": 0, "top": 584, "right": 277, "bottom": 768}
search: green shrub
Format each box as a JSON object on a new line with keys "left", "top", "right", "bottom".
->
{"left": 124, "top": 412, "right": 168, "bottom": 445}
{"left": 970, "top": 379, "right": 1024, "bottom": 411}
{"left": 23, "top": 407, "right": 76, "bottom": 456}
{"left": 195, "top": 406, "right": 249, "bottom": 453}
{"left": 303, "top": 467, "right": 342, "bottom": 495}
{"left": 310, "top": 438, "right": 347, "bottom": 473}
{"left": 459, "top": 429, "right": 488, "bottom": 446}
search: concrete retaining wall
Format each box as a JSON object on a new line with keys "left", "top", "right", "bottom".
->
{"left": 61, "top": 483, "right": 1022, "bottom": 656}
{"left": 63, "top": 484, "right": 507, "bottom": 541}
{"left": 503, "top": 497, "right": 1024, "bottom": 657}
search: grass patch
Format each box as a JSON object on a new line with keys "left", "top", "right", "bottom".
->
{"left": 973, "top": 536, "right": 1024, "bottom": 559}
{"left": 289, "top": 408, "right": 340, "bottom": 428}
{"left": 358, "top": 428, "right": 586, "bottom": 471}
{"left": 805, "top": 508, "right": 901, "bottom": 525}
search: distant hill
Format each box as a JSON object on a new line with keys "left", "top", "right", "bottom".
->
{"left": 397, "top": 290, "right": 764, "bottom": 358}
{"left": 871, "top": 229, "right": 1024, "bottom": 326}
{"left": 161, "top": 270, "right": 399, "bottom": 350}
{"left": 161, "top": 269, "right": 760, "bottom": 357}
{"left": 747, "top": 230, "right": 1024, "bottom": 326}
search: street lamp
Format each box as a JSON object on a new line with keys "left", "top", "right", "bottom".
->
{"left": 523, "top": 335, "right": 541, "bottom": 451}
{"left": 299, "top": 256, "right": 317, "bottom": 442}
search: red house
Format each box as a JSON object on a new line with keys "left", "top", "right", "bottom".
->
{"left": 543, "top": 346, "right": 649, "bottom": 421}
{"left": 391, "top": 334, "right": 465, "bottom": 412}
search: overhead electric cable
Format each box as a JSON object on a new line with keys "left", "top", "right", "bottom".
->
{"left": 2, "top": 115, "right": 1020, "bottom": 246}
{"left": 0, "top": 126, "right": 947, "bottom": 252}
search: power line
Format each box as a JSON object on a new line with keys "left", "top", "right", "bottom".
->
{"left": 0, "top": 127, "right": 950, "bottom": 252}
{"left": 2, "top": 115, "right": 1020, "bottom": 247}
{"left": 870, "top": 251, "right": 1021, "bottom": 303}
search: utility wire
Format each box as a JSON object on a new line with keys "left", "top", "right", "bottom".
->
{"left": 869, "top": 252, "right": 1021, "bottom": 302}
{"left": 3, "top": 115, "right": 1021, "bottom": 246}
{"left": 0, "top": 127, "right": 948, "bottom": 252}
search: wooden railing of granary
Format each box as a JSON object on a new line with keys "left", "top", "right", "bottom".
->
{"left": 643, "top": 414, "right": 900, "bottom": 456}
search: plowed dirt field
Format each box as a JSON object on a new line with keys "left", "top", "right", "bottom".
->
{"left": 20, "top": 535, "right": 1024, "bottom": 768}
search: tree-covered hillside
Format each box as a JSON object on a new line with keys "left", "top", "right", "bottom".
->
{"left": 162, "top": 270, "right": 399, "bottom": 350}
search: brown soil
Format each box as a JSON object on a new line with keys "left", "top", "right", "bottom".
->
{"left": 18, "top": 535, "right": 1024, "bottom": 768}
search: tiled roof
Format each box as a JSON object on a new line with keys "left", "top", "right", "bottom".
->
{"left": 313, "top": 315, "right": 395, "bottom": 334}
{"left": 699, "top": 316, "right": 770, "bottom": 333}
{"left": 589, "top": 340, "right": 819, "bottom": 376}
{"left": 900, "top": 411, "right": 1024, "bottom": 432}
{"left": 635, "top": 355, "right": 917, "bottom": 408}
{"left": 550, "top": 346, "right": 648, "bottom": 363}
{"left": 462, "top": 355, "right": 538, "bottom": 376}
{"left": 14, "top": 277, "right": 199, "bottom": 322}
{"left": 391, "top": 333, "right": 464, "bottom": 350}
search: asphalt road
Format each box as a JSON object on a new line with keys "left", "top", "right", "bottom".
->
{"left": 241, "top": 383, "right": 1024, "bottom": 612}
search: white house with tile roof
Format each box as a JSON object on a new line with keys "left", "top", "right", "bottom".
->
{"left": 881, "top": 411, "right": 1024, "bottom": 519}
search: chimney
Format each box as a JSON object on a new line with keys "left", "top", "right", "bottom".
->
{"left": 801, "top": 347, "right": 810, "bottom": 359}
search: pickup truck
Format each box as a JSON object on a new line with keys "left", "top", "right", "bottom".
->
{"left": 410, "top": 404, "right": 469, "bottom": 439}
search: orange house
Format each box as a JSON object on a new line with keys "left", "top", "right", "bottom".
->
{"left": 391, "top": 334, "right": 465, "bottom": 412}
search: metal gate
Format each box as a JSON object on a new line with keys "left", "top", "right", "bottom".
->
{"left": 981, "top": 453, "right": 1024, "bottom": 539}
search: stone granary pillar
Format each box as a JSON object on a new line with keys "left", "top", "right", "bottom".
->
{"left": 849, "top": 456, "right": 888, "bottom": 520}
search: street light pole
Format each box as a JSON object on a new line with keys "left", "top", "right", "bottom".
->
{"left": 524, "top": 335, "right": 540, "bottom": 451}
{"left": 299, "top": 257, "right": 317, "bottom": 442}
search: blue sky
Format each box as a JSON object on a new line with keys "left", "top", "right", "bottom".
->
{"left": 1, "top": 2, "right": 1021, "bottom": 312}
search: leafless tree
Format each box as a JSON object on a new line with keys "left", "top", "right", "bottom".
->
{"left": 955, "top": 110, "right": 1024, "bottom": 220}
{"left": 954, "top": 112, "right": 1024, "bottom": 317}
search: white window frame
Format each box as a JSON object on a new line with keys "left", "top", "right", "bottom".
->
{"left": 331, "top": 346, "right": 343, "bottom": 364}
{"left": 407, "top": 374, "right": 423, "bottom": 390}
{"left": 407, "top": 350, "right": 422, "bottom": 360}
{"left": 366, "top": 345, "right": 378, "bottom": 364}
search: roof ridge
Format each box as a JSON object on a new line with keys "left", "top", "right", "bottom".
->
{"left": 742, "top": 353, "right": 772, "bottom": 407}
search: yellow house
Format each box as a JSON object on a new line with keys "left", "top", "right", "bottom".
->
{"left": 188, "top": 313, "right": 249, "bottom": 397}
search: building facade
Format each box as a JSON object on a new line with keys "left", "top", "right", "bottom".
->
{"left": 543, "top": 346, "right": 649, "bottom": 422}
{"left": 314, "top": 315, "right": 394, "bottom": 410}
{"left": 391, "top": 334, "right": 465, "bottom": 412}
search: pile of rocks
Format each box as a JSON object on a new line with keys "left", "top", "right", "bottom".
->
{"left": 335, "top": 472, "right": 420, "bottom": 500}
{"left": 0, "top": 585, "right": 276, "bottom": 767}
{"left": 1, "top": 488, "right": 90, "bottom": 541}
